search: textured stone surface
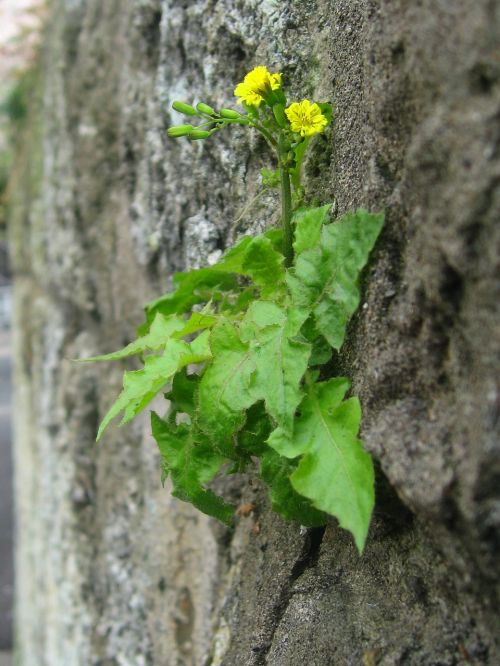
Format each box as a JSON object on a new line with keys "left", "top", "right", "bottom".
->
{"left": 9, "top": 0, "right": 499, "bottom": 664}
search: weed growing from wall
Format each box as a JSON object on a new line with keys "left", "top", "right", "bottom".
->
{"left": 87, "top": 66, "right": 383, "bottom": 552}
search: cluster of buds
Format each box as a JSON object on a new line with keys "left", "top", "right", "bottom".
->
{"left": 167, "top": 66, "right": 331, "bottom": 147}
{"left": 167, "top": 101, "right": 250, "bottom": 140}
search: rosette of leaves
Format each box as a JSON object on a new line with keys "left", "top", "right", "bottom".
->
{"left": 86, "top": 205, "right": 383, "bottom": 553}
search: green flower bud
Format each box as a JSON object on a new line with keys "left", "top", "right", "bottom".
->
{"left": 189, "top": 129, "right": 212, "bottom": 140}
{"left": 272, "top": 103, "right": 286, "bottom": 128}
{"left": 172, "top": 101, "right": 198, "bottom": 116}
{"left": 167, "top": 124, "right": 195, "bottom": 137}
{"left": 196, "top": 102, "right": 216, "bottom": 116}
{"left": 220, "top": 108, "right": 241, "bottom": 119}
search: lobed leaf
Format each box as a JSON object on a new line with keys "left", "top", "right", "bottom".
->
{"left": 287, "top": 209, "right": 384, "bottom": 350}
{"left": 83, "top": 311, "right": 216, "bottom": 363}
{"left": 260, "top": 449, "right": 326, "bottom": 527}
{"left": 144, "top": 269, "right": 238, "bottom": 329}
{"left": 198, "top": 302, "right": 311, "bottom": 443}
{"left": 240, "top": 301, "right": 310, "bottom": 433}
{"left": 273, "top": 377, "right": 374, "bottom": 553}
{"left": 198, "top": 319, "right": 255, "bottom": 442}
{"left": 96, "top": 331, "right": 211, "bottom": 440}
{"left": 218, "top": 234, "right": 285, "bottom": 297}
{"left": 145, "top": 233, "right": 285, "bottom": 330}
{"left": 292, "top": 204, "right": 331, "bottom": 255}
{"left": 152, "top": 412, "right": 234, "bottom": 523}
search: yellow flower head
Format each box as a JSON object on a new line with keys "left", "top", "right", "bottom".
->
{"left": 234, "top": 66, "right": 282, "bottom": 106}
{"left": 285, "top": 100, "right": 328, "bottom": 137}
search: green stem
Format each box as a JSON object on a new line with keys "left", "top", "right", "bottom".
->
{"left": 281, "top": 164, "right": 293, "bottom": 267}
{"left": 250, "top": 121, "right": 278, "bottom": 148}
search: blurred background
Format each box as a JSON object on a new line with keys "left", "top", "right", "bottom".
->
{"left": 0, "top": 2, "right": 46, "bottom": 662}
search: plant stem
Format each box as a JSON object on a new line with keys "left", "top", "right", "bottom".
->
{"left": 281, "top": 164, "right": 293, "bottom": 267}
{"left": 250, "top": 121, "right": 278, "bottom": 148}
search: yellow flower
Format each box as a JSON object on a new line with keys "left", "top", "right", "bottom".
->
{"left": 234, "top": 66, "right": 282, "bottom": 106}
{"left": 285, "top": 100, "right": 328, "bottom": 137}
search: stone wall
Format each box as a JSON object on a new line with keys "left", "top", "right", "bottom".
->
{"left": 9, "top": 0, "right": 499, "bottom": 664}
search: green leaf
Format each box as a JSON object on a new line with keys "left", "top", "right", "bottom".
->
{"left": 220, "top": 286, "right": 257, "bottom": 315}
{"left": 317, "top": 102, "right": 333, "bottom": 127}
{"left": 144, "top": 233, "right": 285, "bottom": 329}
{"left": 83, "top": 311, "right": 216, "bottom": 362}
{"left": 151, "top": 412, "right": 234, "bottom": 523}
{"left": 145, "top": 269, "right": 238, "bottom": 327}
{"left": 164, "top": 369, "right": 199, "bottom": 419}
{"left": 198, "top": 302, "right": 311, "bottom": 443}
{"left": 260, "top": 449, "right": 326, "bottom": 527}
{"left": 96, "top": 331, "right": 212, "bottom": 441}
{"left": 309, "top": 336, "right": 332, "bottom": 366}
{"left": 240, "top": 302, "right": 311, "bottom": 432}
{"left": 219, "top": 235, "right": 285, "bottom": 297}
{"left": 292, "top": 204, "right": 331, "bottom": 255}
{"left": 197, "top": 319, "right": 255, "bottom": 442}
{"left": 236, "top": 402, "right": 271, "bottom": 459}
{"left": 287, "top": 209, "right": 384, "bottom": 350}
{"left": 290, "top": 137, "right": 310, "bottom": 190}
{"left": 277, "top": 377, "right": 374, "bottom": 553}
{"left": 263, "top": 227, "right": 283, "bottom": 252}
{"left": 300, "top": 316, "right": 332, "bottom": 367}
{"left": 174, "top": 311, "right": 218, "bottom": 338}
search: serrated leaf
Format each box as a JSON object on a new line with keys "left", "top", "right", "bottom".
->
{"left": 287, "top": 209, "right": 384, "bottom": 350}
{"left": 144, "top": 234, "right": 285, "bottom": 329}
{"left": 96, "top": 331, "right": 212, "bottom": 441}
{"left": 198, "top": 302, "right": 311, "bottom": 443}
{"left": 278, "top": 377, "right": 374, "bottom": 553}
{"left": 219, "top": 235, "right": 285, "bottom": 297}
{"left": 145, "top": 269, "right": 238, "bottom": 328}
{"left": 83, "top": 311, "right": 216, "bottom": 362}
{"left": 260, "top": 449, "right": 326, "bottom": 527}
{"left": 198, "top": 319, "right": 255, "bottom": 441}
{"left": 151, "top": 412, "right": 234, "bottom": 523}
{"left": 174, "top": 311, "right": 218, "bottom": 338}
{"left": 293, "top": 204, "right": 331, "bottom": 255}
{"left": 240, "top": 302, "right": 311, "bottom": 432}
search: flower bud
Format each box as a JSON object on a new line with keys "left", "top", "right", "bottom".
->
{"left": 172, "top": 101, "right": 198, "bottom": 116}
{"left": 196, "top": 102, "right": 216, "bottom": 116}
{"left": 167, "top": 124, "right": 195, "bottom": 137}
{"left": 220, "top": 108, "right": 241, "bottom": 119}
{"left": 189, "top": 129, "right": 212, "bottom": 140}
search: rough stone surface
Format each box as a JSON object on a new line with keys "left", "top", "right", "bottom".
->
{"left": 9, "top": 0, "right": 499, "bottom": 664}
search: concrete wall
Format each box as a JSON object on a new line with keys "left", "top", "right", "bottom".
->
{"left": 9, "top": 1, "right": 500, "bottom": 664}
